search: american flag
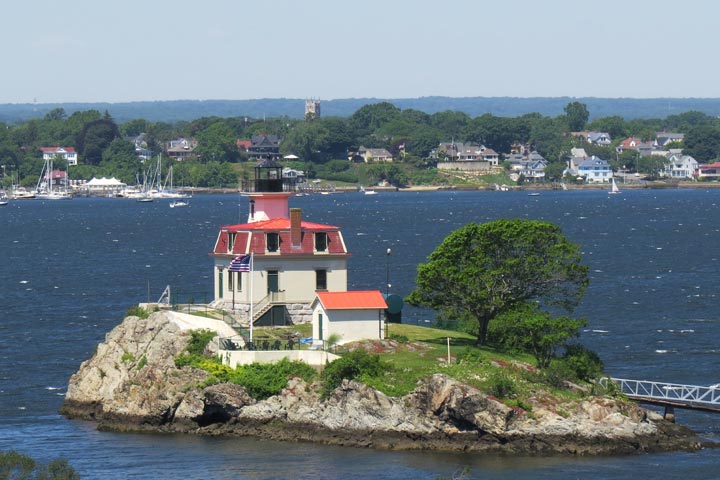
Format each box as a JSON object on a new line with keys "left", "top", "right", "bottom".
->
{"left": 228, "top": 254, "right": 251, "bottom": 272}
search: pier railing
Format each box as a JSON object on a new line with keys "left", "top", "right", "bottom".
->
{"left": 602, "top": 377, "right": 720, "bottom": 411}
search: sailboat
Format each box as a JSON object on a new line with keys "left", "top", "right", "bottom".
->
{"left": 608, "top": 177, "right": 620, "bottom": 194}
{"left": 35, "top": 159, "right": 72, "bottom": 200}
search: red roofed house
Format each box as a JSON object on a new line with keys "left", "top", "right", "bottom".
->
{"left": 312, "top": 290, "right": 387, "bottom": 346}
{"left": 40, "top": 146, "right": 78, "bottom": 166}
{"left": 210, "top": 159, "right": 350, "bottom": 327}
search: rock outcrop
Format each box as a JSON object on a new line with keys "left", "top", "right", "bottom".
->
{"left": 61, "top": 312, "right": 703, "bottom": 454}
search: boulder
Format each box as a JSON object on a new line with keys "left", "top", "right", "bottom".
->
{"left": 407, "top": 374, "right": 516, "bottom": 435}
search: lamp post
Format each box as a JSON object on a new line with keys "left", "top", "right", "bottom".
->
{"left": 385, "top": 248, "right": 392, "bottom": 296}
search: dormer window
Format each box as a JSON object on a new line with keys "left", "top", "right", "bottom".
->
{"left": 267, "top": 232, "right": 280, "bottom": 253}
{"left": 315, "top": 232, "right": 328, "bottom": 252}
{"left": 227, "top": 232, "right": 236, "bottom": 253}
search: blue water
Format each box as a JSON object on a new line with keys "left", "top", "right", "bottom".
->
{"left": 2, "top": 189, "right": 720, "bottom": 479}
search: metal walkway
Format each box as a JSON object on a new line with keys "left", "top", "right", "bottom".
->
{"left": 604, "top": 377, "right": 720, "bottom": 414}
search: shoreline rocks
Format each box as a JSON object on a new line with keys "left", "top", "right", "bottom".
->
{"left": 60, "top": 312, "right": 704, "bottom": 455}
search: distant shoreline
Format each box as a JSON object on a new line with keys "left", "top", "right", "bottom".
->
{"left": 189, "top": 181, "right": 719, "bottom": 196}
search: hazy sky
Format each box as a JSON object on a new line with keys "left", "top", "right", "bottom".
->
{"left": 4, "top": 0, "right": 718, "bottom": 103}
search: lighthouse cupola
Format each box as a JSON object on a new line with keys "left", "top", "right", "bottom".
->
{"left": 242, "top": 158, "right": 294, "bottom": 223}
{"left": 253, "top": 158, "right": 285, "bottom": 193}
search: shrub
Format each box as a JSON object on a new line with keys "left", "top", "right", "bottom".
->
{"left": 562, "top": 344, "right": 604, "bottom": 381}
{"left": 137, "top": 355, "right": 147, "bottom": 370}
{"left": 321, "top": 350, "right": 387, "bottom": 397}
{"left": 543, "top": 360, "right": 578, "bottom": 388}
{"left": 456, "top": 346, "right": 483, "bottom": 364}
{"left": 121, "top": 351, "right": 135, "bottom": 363}
{"left": 0, "top": 450, "right": 79, "bottom": 480}
{"left": 231, "top": 358, "right": 317, "bottom": 400}
{"left": 486, "top": 370, "right": 516, "bottom": 398}
{"left": 388, "top": 333, "right": 409, "bottom": 343}
{"left": 186, "top": 329, "right": 216, "bottom": 356}
{"left": 125, "top": 306, "right": 150, "bottom": 319}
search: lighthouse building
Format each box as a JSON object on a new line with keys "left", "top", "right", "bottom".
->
{"left": 210, "top": 159, "right": 350, "bottom": 326}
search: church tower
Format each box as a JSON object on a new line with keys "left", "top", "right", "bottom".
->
{"left": 305, "top": 98, "right": 321, "bottom": 122}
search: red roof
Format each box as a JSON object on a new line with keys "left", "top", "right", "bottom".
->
{"left": 40, "top": 146, "right": 76, "bottom": 153}
{"left": 213, "top": 218, "right": 348, "bottom": 256}
{"left": 316, "top": 291, "right": 387, "bottom": 310}
{"left": 221, "top": 218, "right": 339, "bottom": 231}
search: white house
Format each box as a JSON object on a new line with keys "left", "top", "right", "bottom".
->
{"left": 577, "top": 156, "right": 613, "bottom": 183}
{"left": 40, "top": 146, "right": 78, "bottom": 166}
{"left": 311, "top": 290, "right": 387, "bottom": 346}
{"left": 664, "top": 153, "right": 697, "bottom": 179}
{"left": 210, "top": 160, "right": 350, "bottom": 326}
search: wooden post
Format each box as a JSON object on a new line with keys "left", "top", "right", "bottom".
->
{"left": 447, "top": 337, "right": 451, "bottom": 363}
{"left": 664, "top": 405, "right": 676, "bottom": 423}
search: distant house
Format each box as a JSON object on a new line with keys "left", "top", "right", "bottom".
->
{"left": 698, "top": 162, "right": 720, "bottom": 180}
{"left": 430, "top": 142, "right": 461, "bottom": 161}
{"left": 40, "top": 146, "right": 78, "bottom": 166}
{"left": 520, "top": 151, "right": 548, "bottom": 181}
{"left": 282, "top": 167, "right": 305, "bottom": 183}
{"left": 350, "top": 146, "right": 393, "bottom": 163}
{"left": 456, "top": 144, "right": 499, "bottom": 166}
{"left": 166, "top": 138, "right": 197, "bottom": 161}
{"left": 616, "top": 137, "right": 642, "bottom": 153}
{"left": 664, "top": 153, "right": 697, "bottom": 179}
{"left": 571, "top": 131, "right": 611, "bottom": 146}
{"left": 311, "top": 290, "right": 387, "bottom": 346}
{"left": 505, "top": 150, "right": 547, "bottom": 180}
{"left": 237, "top": 140, "right": 252, "bottom": 153}
{"left": 577, "top": 156, "right": 613, "bottom": 183}
{"left": 655, "top": 132, "right": 685, "bottom": 148}
{"left": 248, "top": 134, "right": 282, "bottom": 160}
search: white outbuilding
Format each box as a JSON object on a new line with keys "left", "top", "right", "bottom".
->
{"left": 311, "top": 290, "right": 387, "bottom": 347}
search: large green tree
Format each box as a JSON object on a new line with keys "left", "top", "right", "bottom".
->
{"left": 406, "top": 219, "right": 588, "bottom": 345}
{"left": 564, "top": 101, "right": 589, "bottom": 131}
{"left": 76, "top": 115, "right": 120, "bottom": 165}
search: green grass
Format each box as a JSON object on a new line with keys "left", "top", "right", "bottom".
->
{"left": 347, "top": 324, "right": 586, "bottom": 406}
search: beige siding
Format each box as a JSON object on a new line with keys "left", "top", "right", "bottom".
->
{"left": 312, "top": 304, "right": 384, "bottom": 345}
{"left": 214, "top": 257, "right": 347, "bottom": 304}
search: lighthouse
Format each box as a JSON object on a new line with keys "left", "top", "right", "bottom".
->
{"left": 210, "top": 159, "right": 350, "bottom": 326}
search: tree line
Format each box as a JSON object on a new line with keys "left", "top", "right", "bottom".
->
{"left": 3, "top": 103, "right": 720, "bottom": 189}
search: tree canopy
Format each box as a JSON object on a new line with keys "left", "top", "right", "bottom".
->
{"left": 406, "top": 219, "right": 589, "bottom": 345}
{"left": 564, "top": 101, "right": 589, "bottom": 131}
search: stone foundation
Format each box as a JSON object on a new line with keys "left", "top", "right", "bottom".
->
{"left": 207, "top": 301, "right": 313, "bottom": 326}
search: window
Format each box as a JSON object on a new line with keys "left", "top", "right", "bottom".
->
{"left": 218, "top": 269, "right": 224, "bottom": 299}
{"left": 267, "top": 232, "right": 280, "bottom": 252}
{"left": 228, "top": 232, "right": 236, "bottom": 253}
{"left": 316, "top": 269, "right": 327, "bottom": 290}
{"left": 227, "top": 271, "right": 242, "bottom": 291}
{"left": 315, "top": 232, "right": 328, "bottom": 252}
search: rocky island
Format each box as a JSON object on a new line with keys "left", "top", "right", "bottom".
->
{"left": 60, "top": 311, "right": 704, "bottom": 455}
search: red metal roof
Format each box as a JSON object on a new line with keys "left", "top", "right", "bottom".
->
{"left": 40, "top": 146, "right": 76, "bottom": 153}
{"left": 317, "top": 291, "right": 387, "bottom": 310}
{"left": 221, "top": 218, "right": 339, "bottom": 231}
{"left": 212, "top": 224, "right": 347, "bottom": 256}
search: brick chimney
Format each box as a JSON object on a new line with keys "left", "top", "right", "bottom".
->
{"left": 290, "top": 208, "right": 302, "bottom": 248}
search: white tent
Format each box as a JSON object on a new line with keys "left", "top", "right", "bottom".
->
{"left": 85, "top": 177, "right": 127, "bottom": 193}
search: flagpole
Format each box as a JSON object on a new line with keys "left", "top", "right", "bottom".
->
{"left": 249, "top": 252, "right": 254, "bottom": 343}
